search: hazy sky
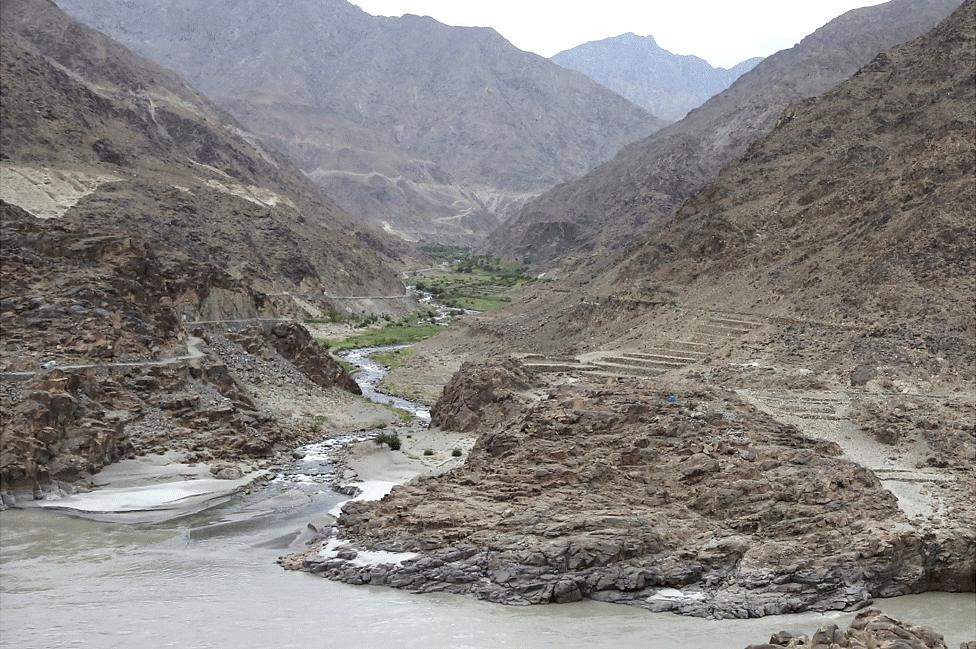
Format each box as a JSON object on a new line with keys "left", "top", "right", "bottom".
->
{"left": 350, "top": 0, "right": 888, "bottom": 68}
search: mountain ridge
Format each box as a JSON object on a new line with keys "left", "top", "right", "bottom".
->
{"left": 58, "top": 0, "right": 665, "bottom": 244}
{"left": 486, "top": 0, "right": 964, "bottom": 270}
{"left": 552, "top": 32, "right": 762, "bottom": 120}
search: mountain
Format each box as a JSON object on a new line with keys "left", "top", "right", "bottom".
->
{"left": 0, "top": 0, "right": 406, "bottom": 304}
{"left": 613, "top": 0, "right": 975, "bottom": 345}
{"left": 305, "top": 1, "right": 976, "bottom": 618}
{"left": 552, "top": 33, "right": 762, "bottom": 121}
{"left": 485, "top": 0, "right": 964, "bottom": 269}
{"left": 57, "top": 0, "right": 665, "bottom": 245}
{"left": 0, "top": 0, "right": 409, "bottom": 490}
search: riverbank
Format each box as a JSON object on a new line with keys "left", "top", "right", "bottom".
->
{"left": 1, "top": 317, "right": 973, "bottom": 647}
{"left": 302, "top": 357, "right": 976, "bottom": 620}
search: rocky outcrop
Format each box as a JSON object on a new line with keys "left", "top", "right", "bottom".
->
{"left": 745, "top": 607, "right": 955, "bottom": 648}
{"left": 298, "top": 364, "right": 975, "bottom": 617}
{"left": 229, "top": 322, "right": 361, "bottom": 395}
{"left": 0, "top": 370, "right": 130, "bottom": 491}
{"left": 1, "top": 356, "right": 277, "bottom": 492}
{"left": 0, "top": 206, "right": 361, "bottom": 493}
{"left": 430, "top": 358, "right": 532, "bottom": 432}
{"left": 852, "top": 397, "right": 976, "bottom": 470}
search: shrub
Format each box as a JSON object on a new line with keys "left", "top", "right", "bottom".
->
{"left": 423, "top": 448, "right": 434, "bottom": 456}
{"left": 451, "top": 448, "right": 462, "bottom": 457}
{"left": 375, "top": 431, "right": 402, "bottom": 450}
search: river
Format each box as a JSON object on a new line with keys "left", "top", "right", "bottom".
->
{"left": 1, "top": 337, "right": 974, "bottom": 648}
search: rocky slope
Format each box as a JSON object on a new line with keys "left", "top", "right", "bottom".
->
{"left": 0, "top": 200, "right": 375, "bottom": 493}
{"left": 553, "top": 33, "right": 761, "bottom": 121}
{"left": 297, "top": 362, "right": 973, "bottom": 617}
{"left": 295, "top": 1, "right": 976, "bottom": 617}
{"left": 745, "top": 607, "right": 964, "bottom": 648}
{"left": 0, "top": 0, "right": 403, "bottom": 493}
{"left": 486, "top": 0, "right": 963, "bottom": 268}
{"left": 0, "top": 0, "right": 408, "bottom": 303}
{"left": 58, "top": 0, "right": 664, "bottom": 244}
{"left": 607, "top": 0, "right": 975, "bottom": 372}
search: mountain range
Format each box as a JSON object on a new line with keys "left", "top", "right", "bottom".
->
{"left": 486, "top": 0, "right": 965, "bottom": 270}
{"left": 59, "top": 0, "right": 665, "bottom": 244}
{"left": 0, "top": 0, "right": 407, "bottom": 353}
{"left": 552, "top": 33, "right": 762, "bottom": 121}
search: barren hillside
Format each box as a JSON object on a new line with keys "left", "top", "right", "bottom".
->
{"left": 486, "top": 0, "right": 963, "bottom": 270}
{"left": 59, "top": 0, "right": 665, "bottom": 244}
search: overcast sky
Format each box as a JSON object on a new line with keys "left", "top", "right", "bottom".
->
{"left": 350, "top": 0, "right": 888, "bottom": 68}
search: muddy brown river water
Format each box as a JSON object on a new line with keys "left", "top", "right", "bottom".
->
{"left": 2, "top": 506, "right": 974, "bottom": 649}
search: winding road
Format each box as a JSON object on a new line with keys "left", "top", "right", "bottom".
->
{"left": 0, "top": 336, "right": 206, "bottom": 380}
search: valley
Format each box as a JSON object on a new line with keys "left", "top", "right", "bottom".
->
{"left": 0, "top": 0, "right": 974, "bottom": 646}
{"left": 2, "top": 302, "right": 973, "bottom": 647}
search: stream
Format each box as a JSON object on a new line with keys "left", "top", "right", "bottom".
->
{"left": 337, "top": 345, "right": 431, "bottom": 423}
{"left": 1, "top": 314, "right": 974, "bottom": 648}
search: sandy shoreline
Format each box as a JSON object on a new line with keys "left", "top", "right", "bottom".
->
{"left": 334, "top": 425, "right": 477, "bottom": 485}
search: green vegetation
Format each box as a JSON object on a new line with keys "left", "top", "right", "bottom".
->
{"left": 423, "top": 448, "right": 434, "bottom": 456}
{"left": 410, "top": 252, "right": 535, "bottom": 313}
{"left": 442, "top": 295, "right": 511, "bottom": 311}
{"left": 371, "top": 346, "right": 415, "bottom": 370}
{"left": 374, "top": 431, "right": 402, "bottom": 451}
{"left": 451, "top": 448, "right": 462, "bottom": 457}
{"left": 451, "top": 254, "right": 527, "bottom": 278}
{"left": 305, "top": 311, "right": 384, "bottom": 328}
{"left": 335, "top": 357, "right": 357, "bottom": 375}
{"left": 418, "top": 243, "right": 471, "bottom": 264}
{"left": 319, "top": 323, "right": 441, "bottom": 351}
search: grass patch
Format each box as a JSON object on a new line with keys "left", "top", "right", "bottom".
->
{"left": 319, "top": 323, "right": 442, "bottom": 352}
{"left": 440, "top": 295, "right": 512, "bottom": 312}
{"left": 371, "top": 347, "right": 415, "bottom": 370}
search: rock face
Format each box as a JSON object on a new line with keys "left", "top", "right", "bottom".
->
{"left": 0, "top": 0, "right": 383, "bottom": 493}
{"left": 609, "top": 0, "right": 975, "bottom": 365}
{"left": 0, "top": 203, "right": 365, "bottom": 492}
{"left": 485, "top": 0, "right": 963, "bottom": 268}
{"left": 430, "top": 359, "right": 532, "bottom": 432}
{"left": 57, "top": 0, "right": 664, "bottom": 244}
{"left": 552, "top": 33, "right": 761, "bottom": 121}
{"left": 229, "top": 323, "right": 361, "bottom": 396}
{"left": 745, "top": 607, "right": 954, "bottom": 648}
{"left": 297, "top": 363, "right": 974, "bottom": 617}
{"left": 0, "top": 0, "right": 407, "bottom": 304}
{"left": 0, "top": 370, "right": 130, "bottom": 490}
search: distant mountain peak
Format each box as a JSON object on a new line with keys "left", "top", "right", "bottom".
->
{"left": 618, "top": 32, "right": 657, "bottom": 44}
{"left": 551, "top": 34, "right": 758, "bottom": 120}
